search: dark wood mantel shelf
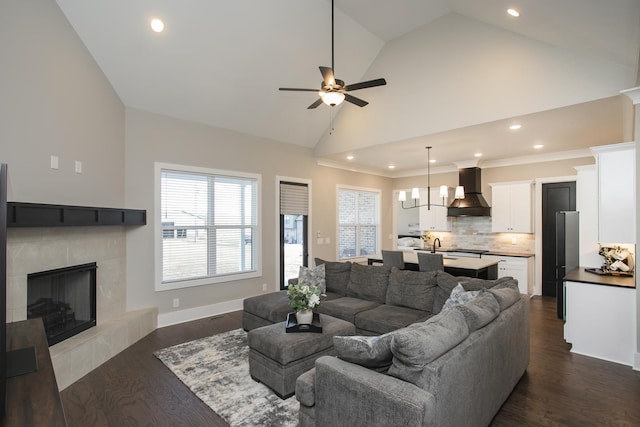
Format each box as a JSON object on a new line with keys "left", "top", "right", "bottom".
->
{"left": 7, "top": 202, "right": 146, "bottom": 227}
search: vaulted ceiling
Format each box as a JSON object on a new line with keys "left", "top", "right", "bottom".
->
{"left": 55, "top": 0, "right": 640, "bottom": 176}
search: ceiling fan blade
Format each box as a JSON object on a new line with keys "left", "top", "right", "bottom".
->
{"left": 319, "top": 66, "right": 335, "bottom": 86}
{"left": 279, "top": 87, "right": 319, "bottom": 92}
{"left": 344, "top": 78, "right": 387, "bottom": 92}
{"left": 344, "top": 93, "right": 368, "bottom": 107}
{"left": 307, "top": 98, "right": 323, "bottom": 109}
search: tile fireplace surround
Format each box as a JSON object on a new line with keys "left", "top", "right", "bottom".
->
{"left": 6, "top": 226, "right": 157, "bottom": 390}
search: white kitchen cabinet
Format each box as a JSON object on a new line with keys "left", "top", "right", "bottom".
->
{"left": 419, "top": 188, "right": 451, "bottom": 231}
{"left": 564, "top": 280, "right": 636, "bottom": 366}
{"left": 591, "top": 142, "right": 635, "bottom": 243}
{"left": 483, "top": 254, "right": 533, "bottom": 294}
{"left": 489, "top": 181, "right": 533, "bottom": 233}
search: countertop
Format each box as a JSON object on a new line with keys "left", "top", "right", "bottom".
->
{"left": 564, "top": 267, "right": 636, "bottom": 289}
{"left": 403, "top": 251, "right": 500, "bottom": 270}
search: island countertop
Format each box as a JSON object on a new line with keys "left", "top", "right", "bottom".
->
{"left": 406, "top": 251, "right": 500, "bottom": 270}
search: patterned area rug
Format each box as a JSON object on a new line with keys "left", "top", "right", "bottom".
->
{"left": 154, "top": 328, "right": 298, "bottom": 426}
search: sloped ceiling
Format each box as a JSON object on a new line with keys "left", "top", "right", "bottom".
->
{"left": 55, "top": 0, "right": 640, "bottom": 176}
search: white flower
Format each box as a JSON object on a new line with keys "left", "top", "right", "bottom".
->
{"left": 308, "top": 293, "right": 320, "bottom": 308}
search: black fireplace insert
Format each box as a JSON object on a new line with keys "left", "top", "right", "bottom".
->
{"left": 27, "top": 262, "right": 97, "bottom": 346}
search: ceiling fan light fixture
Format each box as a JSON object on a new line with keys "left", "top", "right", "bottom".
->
{"left": 320, "top": 91, "right": 345, "bottom": 106}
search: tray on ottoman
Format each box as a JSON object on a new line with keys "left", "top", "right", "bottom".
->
{"left": 286, "top": 312, "right": 323, "bottom": 333}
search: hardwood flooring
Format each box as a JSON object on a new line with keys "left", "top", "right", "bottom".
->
{"left": 61, "top": 297, "right": 640, "bottom": 426}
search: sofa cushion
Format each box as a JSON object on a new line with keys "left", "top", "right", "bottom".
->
{"left": 243, "top": 290, "right": 292, "bottom": 324}
{"left": 488, "top": 286, "right": 521, "bottom": 311}
{"left": 333, "top": 333, "right": 394, "bottom": 371}
{"left": 433, "top": 271, "right": 460, "bottom": 313}
{"left": 453, "top": 291, "right": 500, "bottom": 332}
{"left": 315, "top": 258, "right": 352, "bottom": 295}
{"left": 388, "top": 309, "right": 469, "bottom": 387}
{"left": 386, "top": 268, "right": 437, "bottom": 311}
{"left": 346, "top": 263, "right": 392, "bottom": 304}
{"left": 299, "top": 263, "right": 326, "bottom": 293}
{"left": 354, "top": 304, "right": 431, "bottom": 335}
{"left": 316, "top": 297, "right": 380, "bottom": 324}
{"left": 442, "top": 283, "right": 481, "bottom": 309}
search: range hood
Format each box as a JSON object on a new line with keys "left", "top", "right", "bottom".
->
{"left": 447, "top": 167, "right": 491, "bottom": 217}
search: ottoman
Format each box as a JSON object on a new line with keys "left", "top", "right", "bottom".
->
{"left": 247, "top": 314, "right": 355, "bottom": 398}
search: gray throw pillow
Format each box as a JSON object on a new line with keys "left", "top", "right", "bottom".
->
{"left": 333, "top": 333, "right": 394, "bottom": 370}
{"left": 298, "top": 264, "right": 326, "bottom": 293}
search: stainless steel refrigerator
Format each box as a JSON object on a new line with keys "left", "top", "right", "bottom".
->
{"left": 556, "top": 211, "right": 579, "bottom": 319}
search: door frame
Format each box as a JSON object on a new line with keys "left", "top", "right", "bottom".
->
{"left": 534, "top": 175, "right": 576, "bottom": 296}
{"left": 275, "top": 176, "right": 312, "bottom": 292}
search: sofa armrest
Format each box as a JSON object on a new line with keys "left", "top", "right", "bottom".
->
{"left": 313, "top": 356, "right": 435, "bottom": 427}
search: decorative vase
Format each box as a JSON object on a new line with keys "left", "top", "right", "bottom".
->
{"left": 296, "top": 309, "right": 313, "bottom": 325}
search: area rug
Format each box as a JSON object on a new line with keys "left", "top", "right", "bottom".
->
{"left": 153, "top": 328, "right": 298, "bottom": 427}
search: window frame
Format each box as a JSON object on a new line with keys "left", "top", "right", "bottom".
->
{"left": 154, "top": 162, "right": 261, "bottom": 291}
{"left": 336, "top": 185, "right": 381, "bottom": 261}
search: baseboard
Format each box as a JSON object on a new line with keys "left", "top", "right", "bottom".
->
{"left": 157, "top": 298, "right": 244, "bottom": 328}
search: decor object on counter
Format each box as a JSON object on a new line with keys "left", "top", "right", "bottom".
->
{"left": 420, "top": 230, "right": 433, "bottom": 245}
{"left": 287, "top": 280, "right": 324, "bottom": 324}
{"left": 599, "top": 245, "right": 634, "bottom": 273}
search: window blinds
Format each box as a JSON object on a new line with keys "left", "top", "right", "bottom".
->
{"left": 280, "top": 182, "right": 308, "bottom": 215}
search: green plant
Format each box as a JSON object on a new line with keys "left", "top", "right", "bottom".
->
{"left": 287, "top": 281, "right": 324, "bottom": 312}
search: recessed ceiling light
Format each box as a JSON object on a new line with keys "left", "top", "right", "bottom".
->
{"left": 150, "top": 18, "right": 165, "bottom": 33}
{"left": 388, "top": 165, "right": 396, "bottom": 169}
{"left": 346, "top": 155, "right": 354, "bottom": 160}
{"left": 507, "top": 8, "right": 520, "bottom": 17}
{"left": 474, "top": 153, "right": 483, "bottom": 157}
{"left": 509, "top": 124, "right": 522, "bottom": 130}
{"left": 533, "top": 144, "right": 544, "bottom": 149}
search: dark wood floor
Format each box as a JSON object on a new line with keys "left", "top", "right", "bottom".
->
{"left": 61, "top": 297, "right": 640, "bottom": 426}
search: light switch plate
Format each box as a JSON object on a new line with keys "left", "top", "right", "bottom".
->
{"left": 50, "top": 155, "right": 59, "bottom": 169}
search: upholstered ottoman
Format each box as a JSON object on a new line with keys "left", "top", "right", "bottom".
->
{"left": 247, "top": 314, "right": 355, "bottom": 398}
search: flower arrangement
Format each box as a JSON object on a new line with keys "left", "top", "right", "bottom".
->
{"left": 287, "top": 281, "right": 324, "bottom": 312}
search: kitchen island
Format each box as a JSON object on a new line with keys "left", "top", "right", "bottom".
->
{"left": 368, "top": 250, "right": 499, "bottom": 279}
{"left": 563, "top": 267, "right": 636, "bottom": 367}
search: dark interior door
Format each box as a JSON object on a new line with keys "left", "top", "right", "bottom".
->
{"left": 541, "top": 182, "right": 576, "bottom": 297}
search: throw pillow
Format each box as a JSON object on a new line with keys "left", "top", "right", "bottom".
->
{"left": 298, "top": 264, "right": 326, "bottom": 293}
{"left": 442, "top": 283, "right": 481, "bottom": 310}
{"left": 333, "top": 333, "right": 394, "bottom": 371}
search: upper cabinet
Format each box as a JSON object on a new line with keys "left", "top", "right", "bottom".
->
{"left": 591, "top": 142, "right": 636, "bottom": 244}
{"left": 419, "top": 187, "right": 452, "bottom": 231}
{"left": 489, "top": 181, "right": 533, "bottom": 233}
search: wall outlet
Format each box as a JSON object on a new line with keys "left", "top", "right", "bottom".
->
{"left": 511, "top": 237, "right": 517, "bottom": 245}
{"left": 262, "top": 283, "right": 267, "bottom": 292}
{"left": 50, "top": 155, "right": 59, "bottom": 170}
{"left": 75, "top": 161, "right": 82, "bottom": 173}
{"left": 172, "top": 298, "right": 180, "bottom": 308}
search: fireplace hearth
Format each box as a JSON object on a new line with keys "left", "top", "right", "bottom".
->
{"left": 27, "top": 262, "right": 97, "bottom": 346}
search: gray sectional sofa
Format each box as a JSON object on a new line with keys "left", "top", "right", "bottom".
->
{"left": 242, "top": 259, "right": 530, "bottom": 427}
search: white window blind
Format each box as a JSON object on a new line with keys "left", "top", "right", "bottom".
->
{"left": 280, "top": 182, "right": 309, "bottom": 215}
{"left": 159, "top": 167, "right": 258, "bottom": 286}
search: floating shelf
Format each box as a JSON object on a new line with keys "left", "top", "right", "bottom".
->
{"left": 7, "top": 202, "right": 146, "bottom": 227}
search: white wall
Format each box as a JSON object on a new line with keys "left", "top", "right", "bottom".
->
{"left": 0, "top": 0, "right": 125, "bottom": 207}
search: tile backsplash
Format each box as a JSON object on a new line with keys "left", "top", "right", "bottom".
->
{"left": 428, "top": 216, "right": 535, "bottom": 254}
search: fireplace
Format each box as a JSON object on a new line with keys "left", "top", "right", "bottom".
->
{"left": 27, "top": 262, "right": 97, "bottom": 346}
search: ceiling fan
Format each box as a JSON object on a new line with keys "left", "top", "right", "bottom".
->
{"left": 279, "top": 0, "right": 387, "bottom": 109}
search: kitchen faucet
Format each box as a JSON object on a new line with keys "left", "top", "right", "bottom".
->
{"left": 432, "top": 237, "right": 441, "bottom": 253}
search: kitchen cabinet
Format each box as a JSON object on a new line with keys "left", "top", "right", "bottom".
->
{"left": 483, "top": 254, "right": 533, "bottom": 294}
{"left": 419, "top": 188, "right": 451, "bottom": 231}
{"left": 490, "top": 181, "right": 533, "bottom": 233}
{"left": 591, "top": 142, "right": 635, "bottom": 243}
{"left": 564, "top": 275, "right": 636, "bottom": 366}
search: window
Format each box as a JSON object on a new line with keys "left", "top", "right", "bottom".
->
{"left": 156, "top": 163, "right": 260, "bottom": 290}
{"left": 337, "top": 187, "right": 380, "bottom": 259}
